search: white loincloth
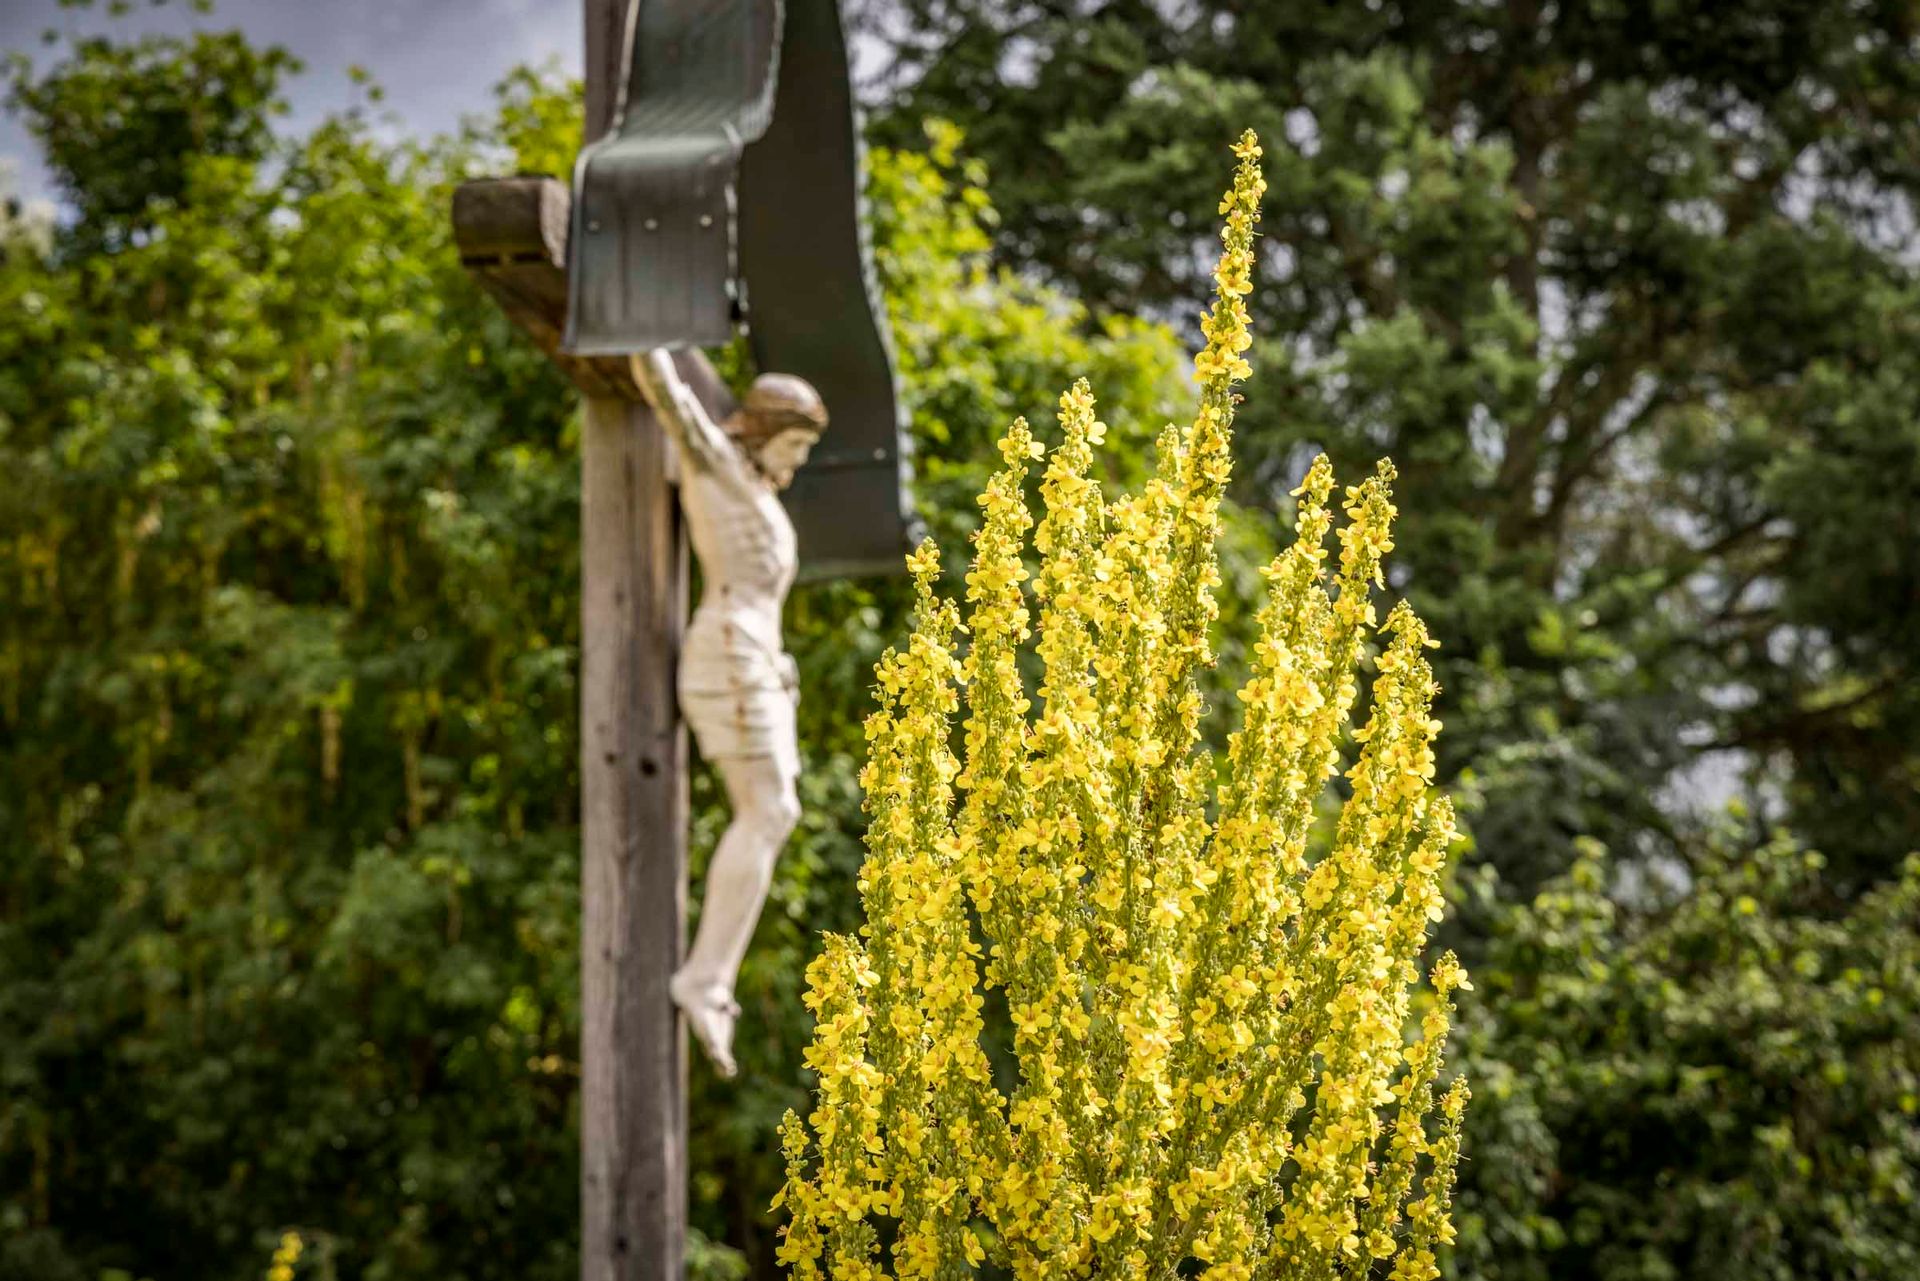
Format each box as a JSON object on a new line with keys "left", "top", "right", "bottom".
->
{"left": 679, "top": 612, "right": 800, "bottom": 777}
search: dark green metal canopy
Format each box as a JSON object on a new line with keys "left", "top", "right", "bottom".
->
{"left": 565, "top": 0, "right": 917, "bottom": 579}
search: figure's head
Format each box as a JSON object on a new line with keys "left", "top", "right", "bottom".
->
{"left": 729, "top": 373, "right": 828, "bottom": 489}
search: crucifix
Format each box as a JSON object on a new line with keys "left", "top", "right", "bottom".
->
{"left": 450, "top": 0, "right": 914, "bottom": 1276}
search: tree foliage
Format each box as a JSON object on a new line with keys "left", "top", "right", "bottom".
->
{"left": 1455, "top": 836, "right": 1920, "bottom": 1281}
{"left": 0, "top": 23, "right": 1215, "bottom": 1281}
{"left": 1, "top": 30, "right": 584, "bottom": 1281}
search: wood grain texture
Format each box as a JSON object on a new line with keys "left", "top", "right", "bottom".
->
{"left": 579, "top": 7, "right": 689, "bottom": 1281}
{"left": 580, "top": 395, "right": 688, "bottom": 1281}
{"left": 448, "top": 6, "right": 696, "bottom": 1279}
{"left": 451, "top": 175, "right": 570, "bottom": 262}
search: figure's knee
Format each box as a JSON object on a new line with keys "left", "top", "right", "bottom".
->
{"left": 716, "top": 755, "right": 802, "bottom": 839}
{"left": 750, "top": 783, "right": 801, "bottom": 838}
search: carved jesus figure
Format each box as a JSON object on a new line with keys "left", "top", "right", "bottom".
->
{"left": 630, "top": 350, "right": 826, "bottom": 1078}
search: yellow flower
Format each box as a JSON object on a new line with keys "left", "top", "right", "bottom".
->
{"left": 1011, "top": 1003, "right": 1055, "bottom": 1038}
{"left": 264, "top": 1231, "right": 303, "bottom": 1281}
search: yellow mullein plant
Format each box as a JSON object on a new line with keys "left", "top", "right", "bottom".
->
{"left": 775, "top": 131, "right": 1470, "bottom": 1281}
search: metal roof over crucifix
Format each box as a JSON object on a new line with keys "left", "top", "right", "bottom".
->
{"left": 564, "top": 0, "right": 917, "bottom": 580}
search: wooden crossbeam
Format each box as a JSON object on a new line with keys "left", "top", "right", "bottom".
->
{"left": 453, "top": 176, "right": 741, "bottom": 422}
{"left": 453, "top": 176, "right": 641, "bottom": 401}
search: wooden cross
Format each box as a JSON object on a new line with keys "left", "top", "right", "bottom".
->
{"left": 451, "top": 2, "right": 911, "bottom": 1278}
{"left": 451, "top": 4, "right": 699, "bottom": 1275}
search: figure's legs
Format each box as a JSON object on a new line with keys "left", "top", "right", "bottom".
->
{"left": 672, "top": 752, "right": 800, "bottom": 1077}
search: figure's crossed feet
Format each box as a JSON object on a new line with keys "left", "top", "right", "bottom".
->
{"left": 669, "top": 970, "right": 741, "bottom": 1079}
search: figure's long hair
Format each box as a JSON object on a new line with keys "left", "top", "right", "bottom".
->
{"left": 729, "top": 373, "right": 828, "bottom": 445}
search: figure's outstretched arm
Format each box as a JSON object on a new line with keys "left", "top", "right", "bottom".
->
{"left": 630, "top": 349, "right": 734, "bottom": 473}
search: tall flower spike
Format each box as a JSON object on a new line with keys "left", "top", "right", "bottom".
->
{"left": 776, "top": 132, "right": 1466, "bottom": 1281}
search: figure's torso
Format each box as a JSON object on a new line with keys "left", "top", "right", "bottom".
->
{"left": 679, "top": 452, "right": 796, "bottom": 690}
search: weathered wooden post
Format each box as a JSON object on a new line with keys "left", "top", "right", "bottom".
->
{"left": 452, "top": 0, "right": 914, "bottom": 1275}
{"left": 452, "top": 2, "right": 690, "bottom": 1270}
{"left": 576, "top": 3, "right": 691, "bottom": 1275}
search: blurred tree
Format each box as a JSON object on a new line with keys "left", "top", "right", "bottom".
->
{"left": 3, "top": 27, "right": 295, "bottom": 252}
{"left": 1452, "top": 834, "right": 1920, "bottom": 1281}
{"left": 0, "top": 20, "right": 1231, "bottom": 1281}
{"left": 0, "top": 28, "right": 585, "bottom": 1281}
{"left": 863, "top": 0, "right": 1920, "bottom": 897}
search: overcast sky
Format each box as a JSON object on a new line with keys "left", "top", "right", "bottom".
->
{"left": 1, "top": 0, "right": 585, "bottom": 206}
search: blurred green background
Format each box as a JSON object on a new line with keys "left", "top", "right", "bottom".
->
{"left": 2, "top": 2, "right": 1916, "bottom": 1278}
